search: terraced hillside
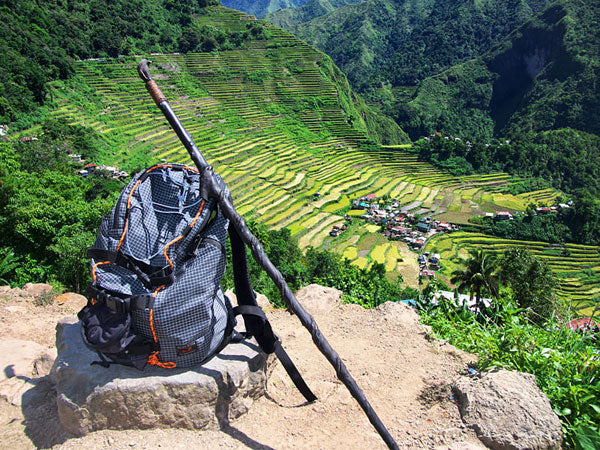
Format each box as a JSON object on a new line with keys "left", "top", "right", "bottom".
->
{"left": 44, "top": 6, "right": 572, "bottom": 290}
{"left": 425, "top": 232, "right": 600, "bottom": 314}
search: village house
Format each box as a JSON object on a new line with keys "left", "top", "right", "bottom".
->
{"left": 496, "top": 211, "right": 513, "bottom": 221}
{"left": 419, "top": 269, "right": 435, "bottom": 278}
{"left": 416, "top": 222, "right": 430, "bottom": 233}
{"left": 432, "top": 291, "right": 492, "bottom": 313}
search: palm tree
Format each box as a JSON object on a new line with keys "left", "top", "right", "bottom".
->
{"left": 451, "top": 248, "right": 499, "bottom": 312}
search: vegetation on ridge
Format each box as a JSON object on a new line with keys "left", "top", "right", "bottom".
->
{"left": 269, "top": 0, "right": 552, "bottom": 92}
{"left": 398, "top": 0, "right": 600, "bottom": 140}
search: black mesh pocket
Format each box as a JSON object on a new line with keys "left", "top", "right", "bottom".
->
{"left": 78, "top": 303, "right": 137, "bottom": 354}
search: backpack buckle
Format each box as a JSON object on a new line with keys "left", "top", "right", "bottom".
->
{"left": 106, "top": 296, "right": 129, "bottom": 314}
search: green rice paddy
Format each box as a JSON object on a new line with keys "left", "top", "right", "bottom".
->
{"left": 425, "top": 232, "right": 600, "bottom": 314}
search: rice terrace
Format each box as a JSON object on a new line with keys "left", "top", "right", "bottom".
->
{"left": 36, "top": 6, "right": 599, "bottom": 315}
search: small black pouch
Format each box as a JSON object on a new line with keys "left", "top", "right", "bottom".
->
{"left": 78, "top": 303, "right": 154, "bottom": 370}
{"left": 78, "top": 303, "right": 137, "bottom": 354}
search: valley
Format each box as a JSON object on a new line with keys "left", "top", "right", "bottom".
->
{"left": 37, "top": 6, "right": 598, "bottom": 312}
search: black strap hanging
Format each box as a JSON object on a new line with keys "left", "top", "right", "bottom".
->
{"left": 229, "top": 225, "right": 316, "bottom": 403}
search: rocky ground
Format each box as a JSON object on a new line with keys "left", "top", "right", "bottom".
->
{"left": 0, "top": 283, "right": 489, "bottom": 449}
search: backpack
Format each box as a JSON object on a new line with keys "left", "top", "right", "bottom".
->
{"left": 78, "top": 163, "right": 315, "bottom": 401}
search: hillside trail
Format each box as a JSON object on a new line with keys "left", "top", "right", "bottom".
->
{"left": 0, "top": 284, "right": 487, "bottom": 450}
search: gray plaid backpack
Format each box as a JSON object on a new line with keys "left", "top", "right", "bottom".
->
{"left": 78, "top": 163, "right": 315, "bottom": 400}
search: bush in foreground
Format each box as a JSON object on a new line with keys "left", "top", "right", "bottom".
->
{"left": 419, "top": 296, "right": 599, "bottom": 449}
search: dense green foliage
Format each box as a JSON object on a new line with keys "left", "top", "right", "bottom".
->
{"left": 223, "top": 222, "right": 416, "bottom": 308}
{"left": 498, "top": 248, "right": 560, "bottom": 320}
{"left": 220, "top": 0, "right": 306, "bottom": 19}
{"left": 0, "top": 0, "right": 222, "bottom": 125}
{"left": 274, "top": 0, "right": 550, "bottom": 92}
{"left": 0, "top": 121, "right": 121, "bottom": 291}
{"left": 415, "top": 130, "right": 600, "bottom": 197}
{"left": 421, "top": 297, "right": 599, "bottom": 448}
{"left": 267, "top": 0, "right": 363, "bottom": 28}
{"left": 179, "top": 20, "right": 269, "bottom": 53}
{"left": 400, "top": 0, "right": 600, "bottom": 140}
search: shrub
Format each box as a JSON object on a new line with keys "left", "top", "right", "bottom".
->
{"left": 420, "top": 296, "right": 600, "bottom": 448}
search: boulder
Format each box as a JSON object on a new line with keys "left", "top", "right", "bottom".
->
{"left": 0, "top": 285, "right": 12, "bottom": 297}
{"left": 295, "top": 284, "right": 342, "bottom": 314}
{"left": 453, "top": 369, "right": 562, "bottom": 450}
{"left": 51, "top": 316, "right": 274, "bottom": 436}
{"left": 19, "top": 283, "right": 53, "bottom": 299}
{"left": 225, "top": 289, "right": 273, "bottom": 312}
{"left": 54, "top": 292, "right": 87, "bottom": 310}
{"left": 0, "top": 339, "right": 56, "bottom": 406}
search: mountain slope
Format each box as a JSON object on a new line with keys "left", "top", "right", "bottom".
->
{"left": 219, "top": 0, "right": 307, "bottom": 18}
{"left": 399, "top": 0, "right": 600, "bottom": 139}
{"left": 267, "top": 0, "right": 364, "bottom": 29}
{"left": 276, "top": 0, "right": 553, "bottom": 91}
{"left": 0, "top": 0, "right": 222, "bottom": 126}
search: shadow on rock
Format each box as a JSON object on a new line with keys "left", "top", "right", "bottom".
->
{"left": 21, "top": 377, "right": 72, "bottom": 448}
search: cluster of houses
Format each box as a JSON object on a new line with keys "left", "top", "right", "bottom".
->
{"left": 351, "top": 194, "right": 459, "bottom": 249}
{"left": 484, "top": 202, "right": 573, "bottom": 221}
{"left": 69, "top": 155, "right": 128, "bottom": 179}
{"left": 418, "top": 252, "right": 441, "bottom": 279}
{"left": 329, "top": 223, "right": 347, "bottom": 237}
{"left": 423, "top": 132, "right": 511, "bottom": 148}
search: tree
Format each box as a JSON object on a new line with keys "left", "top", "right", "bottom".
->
{"left": 451, "top": 248, "right": 499, "bottom": 312}
{"left": 498, "top": 248, "right": 559, "bottom": 322}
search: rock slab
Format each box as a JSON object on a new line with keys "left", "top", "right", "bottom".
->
{"left": 453, "top": 369, "right": 562, "bottom": 450}
{"left": 51, "top": 316, "right": 273, "bottom": 436}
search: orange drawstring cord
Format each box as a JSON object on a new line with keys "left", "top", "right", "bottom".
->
{"left": 147, "top": 351, "right": 176, "bottom": 369}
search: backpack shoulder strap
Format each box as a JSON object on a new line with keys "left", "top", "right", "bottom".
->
{"left": 228, "top": 224, "right": 316, "bottom": 403}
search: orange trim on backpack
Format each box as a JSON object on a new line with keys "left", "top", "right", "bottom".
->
{"left": 163, "top": 235, "right": 184, "bottom": 268}
{"left": 146, "top": 285, "right": 176, "bottom": 369}
{"left": 90, "top": 261, "right": 111, "bottom": 305}
{"left": 116, "top": 178, "right": 141, "bottom": 252}
{"left": 162, "top": 198, "right": 205, "bottom": 268}
{"left": 189, "top": 199, "right": 206, "bottom": 228}
{"left": 92, "top": 261, "right": 111, "bottom": 281}
{"left": 149, "top": 285, "right": 165, "bottom": 343}
{"left": 149, "top": 306, "right": 159, "bottom": 343}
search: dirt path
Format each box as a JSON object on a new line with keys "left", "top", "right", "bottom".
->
{"left": 0, "top": 285, "right": 486, "bottom": 449}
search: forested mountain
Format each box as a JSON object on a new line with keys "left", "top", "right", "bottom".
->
{"left": 0, "top": 0, "right": 223, "bottom": 127}
{"left": 399, "top": 0, "right": 600, "bottom": 140}
{"left": 275, "top": 0, "right": 552, "bottom": 91}
{"left": 267, "top": 0, "right": 364, "bottom": 29}
{"left": 2, "top": 0, "right": 401, "bottom": 144}
{"left": 220, "top": 0, "right": 306, "bottom": 18}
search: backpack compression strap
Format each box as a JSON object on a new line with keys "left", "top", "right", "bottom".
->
{"left": 229, "top": 224, "right": 317, "bottom": 403}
